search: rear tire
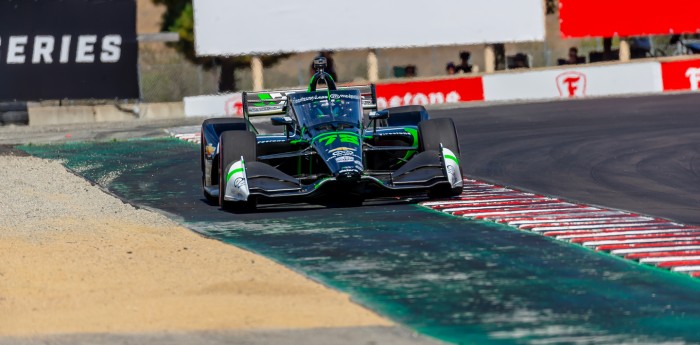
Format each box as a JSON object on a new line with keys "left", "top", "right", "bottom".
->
{"left": 419, "top": 118, "right": 463, "bottom": 198}
{"left": 219, "top": 130, "right": 257, "bottom": 212}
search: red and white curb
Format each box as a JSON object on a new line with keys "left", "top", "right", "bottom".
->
{"left": 170, "top": 132, "right": 201, "bottom": 144}
{"left": 421, "top": 179, "right": 700, "bottom": 278}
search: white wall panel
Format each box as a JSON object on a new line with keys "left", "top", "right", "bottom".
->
{"left": 483, "top": 63, "right": 663, "bottom": 101}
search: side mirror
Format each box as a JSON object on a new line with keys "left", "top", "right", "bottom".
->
{"left": 368, "top": 110, "right": 389, "bottom": 120}
{"left": 271, "top": 116, "right": 293, "bottom": 126}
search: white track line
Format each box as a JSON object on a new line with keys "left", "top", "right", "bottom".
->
{"left": 555, "top": 229, "right": 699, "bottom": 240}
{"left": 672, "top": 266, "right": 700, "bottom": 272}
{"left": 431, "top": 197, "right": 557, "bottom": 206}
{"left": 640, "top": 256, "right": 700, "bottom": 264}
{"left": 529, "top": 222, "right": 675, "bottom": 232}
{"left": 442, "top": 202, "right": 571, "bottom": 213}
{"left": 495, "top": 212, "right": 632, "bottom": 223}
{"left": 611, "top": 246, "right": 700, "bottom": 255}
{"left": 458, "top": 207, "right": 600, "bottom": 218}
{"left": 583, "top": 236, "right": 700, "bottom": 247}
{"left": 512, "top": 217, "right": 653, "bottom": 227}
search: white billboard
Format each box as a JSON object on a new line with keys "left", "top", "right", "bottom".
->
{"left": 184, "top": 93, "right": 243, "bottom": 117}
{"left": 482, "top": 63, "right": 663, "bottom": 101}
{"left": 193, "top": 0, "right": 545, "bottom": 56}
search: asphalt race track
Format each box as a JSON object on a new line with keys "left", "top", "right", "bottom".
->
{"left": 433, "top": 93, "right": 700, "bottom": 225}
{"left": 16, "top": 93, "right": 700, "bottom": 344}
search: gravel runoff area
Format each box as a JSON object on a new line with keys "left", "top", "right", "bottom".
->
{"left": 0, "top": 152, "right": 442, "bottom": 344}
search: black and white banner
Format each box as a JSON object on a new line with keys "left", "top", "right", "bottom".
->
{"left": 0, "top": 0, "right": 139, "bottom": 101}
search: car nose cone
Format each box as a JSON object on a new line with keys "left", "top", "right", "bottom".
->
{"left": 336, "top": 170, "right": 361, "bottom": 183}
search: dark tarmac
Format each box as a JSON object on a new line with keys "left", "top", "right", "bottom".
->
{"left": 433, "top": 93, "right": 700, "bottom": 225}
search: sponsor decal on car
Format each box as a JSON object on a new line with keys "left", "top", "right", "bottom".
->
{"left": 205, "top": 143, "right": 215, "bottom": 157}
{"left": 331, "top": 150, "right": 354, "bottom": 157}
{"left": 257, "top": 139, "right": 288, "bottom": 144}
{"left": 329, "top": 146, "right": 356, "bottom": 153}
{"left": 316, "top": 133, "right": 360, "bottom": 146}
{"left": 233, "top": 177, "right": 246, "bottom": 189}
{"left": 329, "top": 93, "right": 360, "bottom": 100}
{"left": 335, "top": 156, "right": 354, "bottom": 163}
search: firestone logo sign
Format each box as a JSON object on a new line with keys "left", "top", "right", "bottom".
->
{"left": 685, "top": 67, "right": 700, "bottom": 91}
{"left": 556, "top": 71, "right": 587, "bottom": 97}
{"left": 376, "top": 91, "right": 461, "bottom": 108}
{"left": 224, "top": 93, "right": 244, "bottom": 117}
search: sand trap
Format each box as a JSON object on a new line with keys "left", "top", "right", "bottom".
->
{"left": 0, "top": 156, "right": 390, "bottom": 336}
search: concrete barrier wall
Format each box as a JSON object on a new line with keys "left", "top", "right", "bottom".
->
{"left": 482, "top": 62, "right": 662, "bottom": 101}
{"left": 28, "top": 102, "right": 184, "bottom": 126}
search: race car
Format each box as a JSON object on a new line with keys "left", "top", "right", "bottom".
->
{"left": 200, "top": 59, "right": 463, "bottom": 211}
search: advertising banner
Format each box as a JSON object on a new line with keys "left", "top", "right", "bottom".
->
{"left": 482, "top": 63, "right": 662, "bottom": 102}
{"left": 184, "top": 93, "right": 244, "bottom": 118}
{"left": 194, "top": 0, "right": 545, "bottom": 56}
{"left": 0, "top": 0, "right": 139, "bottom": 101}
{"left": 560, "top": 0, "right": 700, "bottom": 38}
{"left": 661, "top": 59, "right": 700, "bottom": 92}
{"left": 376, "top": 78, "right": 484, "bottom": 109}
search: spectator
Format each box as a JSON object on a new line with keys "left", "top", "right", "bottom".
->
{"left": 456, "top": 51, "right": 473, "bottom": 73}
{"left": 558, "top": 47, "right": 584, "bottom": 65}
{"left": 404, "top": 65, "right": 416, "bottom": 78}
{"left": 512, "top": 53, "right": 529, "bottom": 69}
{"left": 567, "top": 47, "right": 580, "bottom": 64}
{"left": 445, "top": 62, "right": 457, "bottom": 75}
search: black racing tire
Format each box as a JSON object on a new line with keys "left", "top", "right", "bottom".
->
{"left": 419, "top": 118, "right": 463, "bottom": 198}
{"left": 201, "top": 118, "right": 247, "bottom": 204}
{"left": 219, "top": 130, "right": 257, "bottom": 212}
{"left": 386, "top": 105, "right": 429, "bottom": 127}
{"left": 1, "top": 111, "right": 28, "bottom": 125}
{"left": 418, "top": 118, "right": 460, "bottom": 154}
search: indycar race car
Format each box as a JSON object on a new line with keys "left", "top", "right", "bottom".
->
{"left": 200, "top": 58, "right": 463, "bottom": 211}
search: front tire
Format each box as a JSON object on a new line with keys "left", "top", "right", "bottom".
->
{"left": 201, "top": 118, "right": 248, "bottom": 205}
{"left": 419, "top": 118, "right": 463, "bottom": 197}
{"left": 219, "top": 130, "right": 257, "bottom": 212}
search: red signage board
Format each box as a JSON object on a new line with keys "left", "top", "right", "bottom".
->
{"left": 560, "top": 0, "right": 700, "bottom": 38}
{"left": 661, "top": 59, "right": 700, "bottom": 92}
{"left": 375, "top": 77, "right": 484, "bottom": 108}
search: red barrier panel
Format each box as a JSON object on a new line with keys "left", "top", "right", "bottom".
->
{"left": 376, "top": 77, "right": 484, "bottom": 108}
{"left": 661, "top": 59, "right": 700, "bottom": 92}
{"left": 559, "top": 0, "right": 700, "bottom": 38}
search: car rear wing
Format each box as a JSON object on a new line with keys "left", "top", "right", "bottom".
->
{"left": 243, "top": 84, "right": 377, "bottom": 118}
